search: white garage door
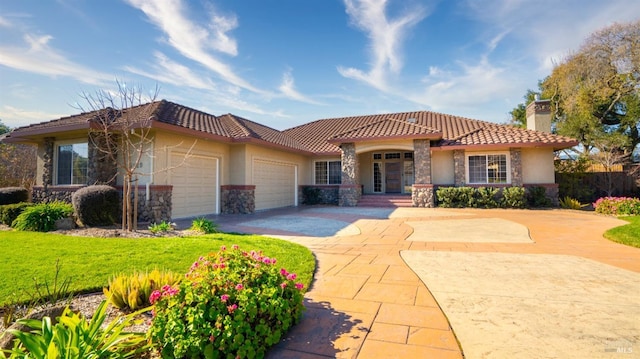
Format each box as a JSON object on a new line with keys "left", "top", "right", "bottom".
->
{"left": 253, "top": 159, "right": 297, "bottom": 210}
{"left": 170, "top": 153, "right": 218, "bottom": 218}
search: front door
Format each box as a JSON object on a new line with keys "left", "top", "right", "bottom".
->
{"left": 385, "top": 162, "right": 402, "bottom": 193}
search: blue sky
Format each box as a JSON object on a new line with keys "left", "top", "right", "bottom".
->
{"left": 1, "top": 0, "right": 639, "bottom": 130}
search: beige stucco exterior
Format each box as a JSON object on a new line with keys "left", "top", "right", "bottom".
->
{"left": 432, "top": 151, "right": 455, "bottom": 185}
{"left": 522, "top": 148, "right": 556, "bottom": 184}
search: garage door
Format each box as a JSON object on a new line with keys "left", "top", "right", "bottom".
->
{"left": 253, "top": 159, "right": 296, "bottom": 210}
{"left": 170, "top": 153, "right": 218, "bottom": 218}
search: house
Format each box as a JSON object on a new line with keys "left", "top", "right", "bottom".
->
{"left": 1, "top": 99, "right": 577, "bottom": 221}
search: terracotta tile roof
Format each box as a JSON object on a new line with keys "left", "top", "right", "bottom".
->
{"left": 328, "top": 117, "right": 441, "bottom": 144}
{"left": 3, "top": 100, "right": 312, "bottom": 153}
{"left": 284, "top": 111, "right": 577, "bottom": 153}
{"left": 3, "top": 101, "right": 577, "bottom": 153}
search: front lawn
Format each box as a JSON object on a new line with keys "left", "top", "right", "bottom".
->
{"left": 0, "top": 231, "right": 315, "bottom": 306}
{"left": 604, "top": 216, "right": 640, "bottom": 248}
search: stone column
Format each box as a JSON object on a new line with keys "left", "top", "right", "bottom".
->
{"left": 510, "top": 148, "right": 523, "bottom": 187}
{"left": 412, "top": 139, "right": 434, "bottom": 207}
{"left": 221, "top": 185, "right": 256, "bottom": 214}
{"left": 42, "top": 137, "right": 55, "bottom": 190}
{"left": 88, "top": 132, "right": 118, "bottom": 185}
{"left": 453, "top": 150, "right": 465, "bottom": 186}
{"left": 338, "top": 143, "right": 361, "bottom": 206}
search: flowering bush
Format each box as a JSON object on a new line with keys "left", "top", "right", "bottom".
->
{"left": 594, "top": 197, "right": 640, "bottom": 215}
{"left": 148, "top": 245, "right": 306, "bottom": 358}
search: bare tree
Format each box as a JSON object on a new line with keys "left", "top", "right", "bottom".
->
{"left": 590, "top": 133, "right": 632, "bottom": 196}
{"left": 77, "top": 81, "right": 159, "bottom": 231}
{"left": 0, "top": 142, "right": 37, "bottom": 189}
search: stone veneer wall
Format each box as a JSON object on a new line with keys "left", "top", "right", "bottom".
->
{"left": 32, "top": 185, "right": 172, "bottom": 223}
{"left": 42, "top": 137, "right": 55, "bottom": 188}
{"left": 339, "top": 143, "right": 361, "bottom": 206}
{"left": 413, "top": 139, "right": 432, "bottom": 184}
{"left": 510, "top": 148, "right": 523, "bottom": 187}
{"left": 412, "top": 184, "right": 435, "bottom": 207}
{"left": 221, "top": 185, "right": 255, "bottom": 214}
{"left": 87, "top": 132, "right": 117, "bottom": 185}
{"left": 299, "top": 185, "right": 339, "bottom": 205}
{"left": 453, "top": 150, "right": 465, "bottom": 186}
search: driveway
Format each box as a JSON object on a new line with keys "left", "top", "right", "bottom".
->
{"left": 203, "top": 207, "right": 640, "bottom": 358}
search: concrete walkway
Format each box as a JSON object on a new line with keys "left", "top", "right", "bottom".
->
{"left": 200, "top": 207, "right": 640, "bottom": 358}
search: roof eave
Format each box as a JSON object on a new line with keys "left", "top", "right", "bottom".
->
{"left": 150, "top": 120, "right": 233, "bottom": 143}
{"left": 431, "top": 140, "right": 580, "bottom": 151}
{"left": 328, "top": 133, "right": 441, "bottom": 145}
{"left": 232, "top": 137, "right": 315, "bottom": 156}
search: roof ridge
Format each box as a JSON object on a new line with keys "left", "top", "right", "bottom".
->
{"left": 331, "top": 116, "right": 439, "bottom": 139}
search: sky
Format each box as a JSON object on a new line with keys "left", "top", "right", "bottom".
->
{"left": 1, "top": 0, "right": 639, "bottom": 131}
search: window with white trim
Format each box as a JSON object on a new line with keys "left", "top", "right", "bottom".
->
{"left": 314, "top": 160, "right": 341, "bottom": 184}
{"left": 467, "top": 153, "right": 509, "bottom": 184}
{"left": 56, "top": 142, "right": 88, "bottom": 185}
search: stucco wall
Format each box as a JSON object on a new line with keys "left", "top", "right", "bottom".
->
{"left": 432, "top": 151, "right": 455, "bottom": 185}
{"left": 358, "top": 153, "right": 373, "bottom": 193}
{"left": 522, "top": 148, "right": 555, "bottom": 184}
{"left": 152, "top": 131, "right": 230, "bottom": 186}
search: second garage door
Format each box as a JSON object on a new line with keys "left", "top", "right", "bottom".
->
{"left": 253, "top": 159, "right": 297, "bottom": 210}
{"left": 170, "top": 153, "right": 218, "bottom": 218}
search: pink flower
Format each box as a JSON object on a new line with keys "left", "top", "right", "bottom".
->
{"left": 270, "top": 258, "right": 277, "bottom": 265}
{"left": 262, "top": 257, "right": 272, "bottom": 264}
{"left": 149, "top": 290, "right": 161, "bottom": 304}
{"left": 232, "top": 244, "right": 239, "bottom": 250}
{"left": 287, "top": 273, "right": 297, "bottom": 281}
{"left": 227, "top": 304, "right": 238, "bottom": 313}
{"left": 280, "top": 282, "right": 287, "bottom": 289}
{"left": 220, "top": 294, "right": 230, "bottom": 302}
{"left": 221, "top": 245, "right": 227, "bottom": 251}
{"left": 280, "top": 268, "right": 289, "bottom": 277}
{"left": 295, "top": 283, "right": 305, "bottom": 290}
{"left": 161, "top": 284, "right": 171, "bottom": 292}
{"left": 235, "top": 283, "right": 244, "bottom": 290}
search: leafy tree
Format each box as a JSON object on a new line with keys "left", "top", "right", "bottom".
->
{"left": 541, "top": 20, "right": 640, "bottom": 157}
{"left": 0, "top": 119, "right": 37, "bottom": 188}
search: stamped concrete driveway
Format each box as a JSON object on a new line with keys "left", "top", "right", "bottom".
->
{"left": 206, "top": 207, "right": 640, "bottom": 358}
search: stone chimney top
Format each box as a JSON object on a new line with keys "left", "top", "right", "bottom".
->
{"left": 525, "top": 99, "right": 551, "bottom": 133}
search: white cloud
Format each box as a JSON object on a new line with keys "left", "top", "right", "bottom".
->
{"left": 338, "top": 0, "right": 428, "bottom": 90}
{"left": 411, "top": 58, "right": 518, "bottom": 116}
{"left": 123, "top": 51, "right": 216, "bottom": 90}
{"left": 125, "top": 0, "right": 263, "bottom": 94}
{"left": 0, "top": 16, "right": 11, "bottom": 27}
{"left": 278, "top": 69, "right": 323, "bottom": 105}
{"left": 0, "top": 33, "right": 112, "bottom": 85}
{"left": 0, "top": 105, "right": 66, "bottom": 128}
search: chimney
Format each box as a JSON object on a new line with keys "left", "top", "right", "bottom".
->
{"left": 525, "top": 97, "right": 552, "bottom": 133}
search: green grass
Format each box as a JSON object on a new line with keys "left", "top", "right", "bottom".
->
{"left": 604, "top": 216, "right": 640, "bottom": 248}
{"left": 0, "top": 231, "right": 315, "bottom": 306}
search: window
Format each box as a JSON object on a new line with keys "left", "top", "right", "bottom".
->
{"left": 56, "top": 142, "right": 88, "bottom": 185}
{"left": 314, "top": 161, "right": 341, "bottom": 184}
{"left": 468, "top": 154, "right": 508, "bottom": 184}
{"left": 385, "top": 152, "right": 401, "bottom": 160}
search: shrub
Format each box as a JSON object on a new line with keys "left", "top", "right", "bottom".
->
{"left": 559, "top": 196, "right": 587, "bottom": 210}
{"left": 594, "top": 197, "right": 640, "bottom": 215}
{"left": 190, "top": 217, "right": 218, "bottom": 234}
{"left": 475, "top": 187, "right": 499, "bottom": 208}
{"left": 149, "top": 220, "right": 174, "bottom": 234}
{"left": 0, "top": 203, "right": 34, "bottom": 226}
{"left": 103, "top": 269, "right": 181, "bottom": 311}
{"left": 4, "top": 300, "right": 148, "bottom": 358}
{"left": 500, "top": 187, "right": 526, "bottom": 208}
{"left": 0, "top": 187, "right": 28, "bottom": 205}
{"left": 149, "top": 245, "right": 306, "bottom": 358}
{"left": 11, "top": 201, "right": 73, "bottom": 232}
{"left": 437, "top": 187, "right": 476, "bottom": 208}
{"left": 526, "top": 186, "right": 552, "bottom": 208}
{"left": 72, "top": 185, "right": 119, "bottom": 226}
